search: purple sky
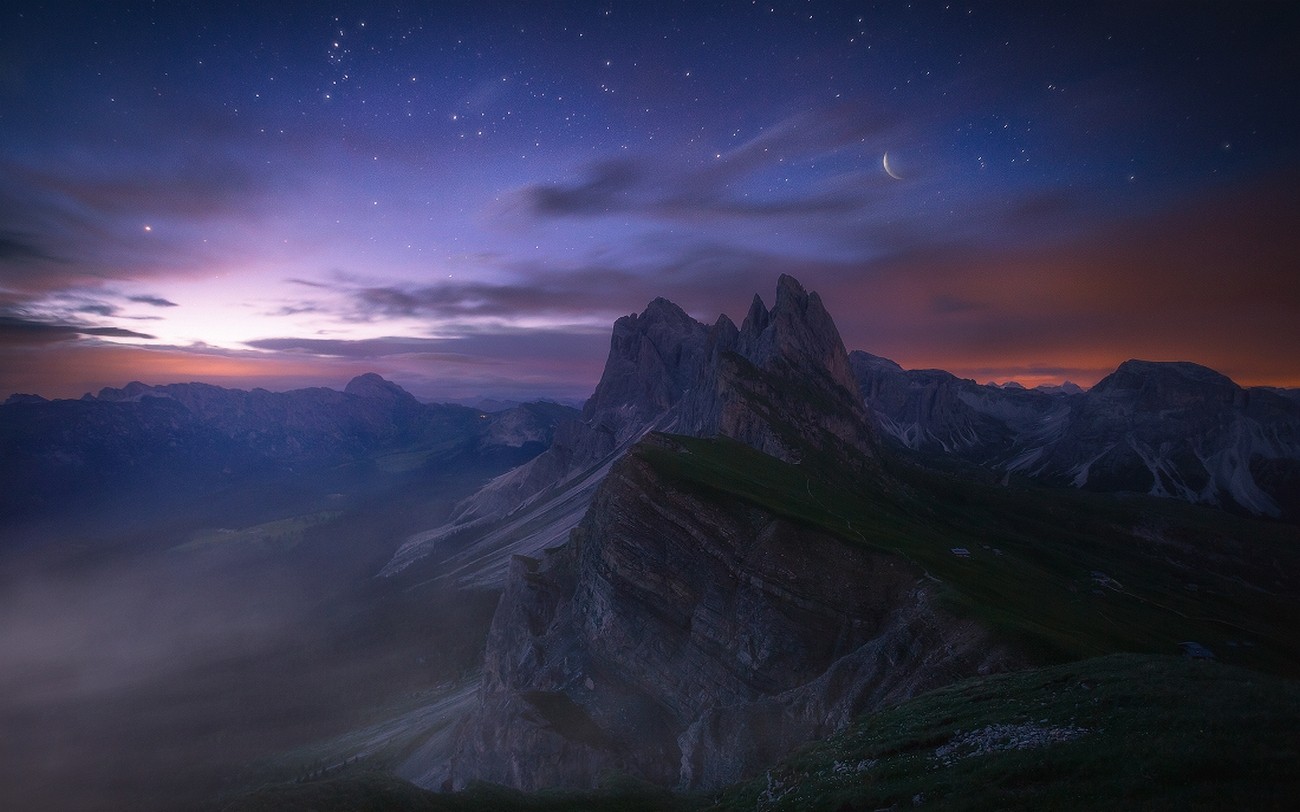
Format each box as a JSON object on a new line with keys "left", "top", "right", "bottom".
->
{"left": 2, "top": 2, "right": 1298, "bottom": 402}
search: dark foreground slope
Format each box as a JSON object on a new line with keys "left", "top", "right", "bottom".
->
{"left": 711, "top": 653, "right": 1300, "bottom": 812}
{"left": 220, "top": 654, "right": 1300, "bottom": 812}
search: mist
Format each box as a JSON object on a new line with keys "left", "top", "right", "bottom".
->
{"left": 0, "top": 475, "right": 501, "bottom": 812}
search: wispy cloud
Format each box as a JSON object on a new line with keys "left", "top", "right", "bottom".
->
{"left": 519, "top": 106, "right": 897, "bottom": 225}
{"left": 127, "top": 295, "right": 179, "bottom": 308}
{"left": 0, "top": 315, "right": 154, "bottom": 346}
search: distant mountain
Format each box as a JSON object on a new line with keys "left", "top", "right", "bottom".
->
{"left": 852, "top": 353, "right": 1300, "bottom": 518}
{"left": 0, "top": 375, "right": 578, "bottom": 529}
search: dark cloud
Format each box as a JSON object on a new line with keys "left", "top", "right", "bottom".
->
{"left": 246, "top": 336, "right": 451, "bottom": 359}
{"left": 246, "top": 330, "right": 604, "bottom": 363}
{"left": 529, "top": 159, "right": 642, "bottom": 216}
{"left": 0, "top": 231, "right": 59, "bottom": 264}
{"left": 127, "top": 295, "right": 178, "bottom": 308}
{"left": 0, "top": 315, "right": 153, "bottom": 346}
{"left": 81, "top": 326, "right": 154, "bottom": 339}
{"left": 77, "top": 303, "right": 119, "bottom": 317}
{"left": 344, "top": 269, "right": 649, "bottom": 324}
{"left": 520, "top": 106, "right": 894, "bottom": 224}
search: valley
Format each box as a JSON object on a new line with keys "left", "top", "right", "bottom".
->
{"left": 2, "top": 277, "right": 1298, "bottom": 811}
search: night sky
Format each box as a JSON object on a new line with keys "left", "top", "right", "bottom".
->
{"left": 2, "top": 1, "right": 1297, "bottom": 402}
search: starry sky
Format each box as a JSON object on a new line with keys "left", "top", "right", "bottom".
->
{"left": 2, "top": 1, "right": 1298, "bottom": 402}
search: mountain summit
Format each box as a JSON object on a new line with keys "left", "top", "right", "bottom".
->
{"left": 382, "top": 274, "right": 877, "bottom": 582}
{"left": 430, "top": 278, "right": 1006, "bottom": 791}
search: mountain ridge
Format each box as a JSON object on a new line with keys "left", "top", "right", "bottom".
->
{"left": 852, "top": 351, "right": 1300, "bottom": 518}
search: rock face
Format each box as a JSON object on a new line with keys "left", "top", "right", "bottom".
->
{"left": 850, "top": 351, "right": 1074, "bottom": 462}
{"left": 853, "top": 353, "right": 1300, "bottom": 518}
{"left": 680, "top": 276, "right": 876, "bottom": 470}
{"left": 1028, "top": 361, "right": 1300, "bottom": 517}
{"left": 433, "top": 277, "right": 1009, "bottom": 791}
{"left": 382, "top": 274, "right": 877, "bottom": 583}
{"left": 446, "top": 436, "right": 1012, "bottom": 790}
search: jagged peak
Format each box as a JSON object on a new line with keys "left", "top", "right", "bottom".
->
{"left": 740, "top": 293, "right": 770, "bottom": 336}
{"left": 710, "top": 313, "right": 739, "bottom": 347}
{"left": 737, "top": 275, "right": 857, "bottom": 396}
{"left": 774, "top": 272, "right": 809, "bottom": 307}
{"left": 95, "top": 381, "right": 161, "bottom": 401}
{"left": 636, "top": 296, "right": 694, "bottom": 327}
{"left": 3, "top": 393, "right": 48, "bottom": 405}
{"left": 583, "top": 295, "right": 710, "bottom": 425}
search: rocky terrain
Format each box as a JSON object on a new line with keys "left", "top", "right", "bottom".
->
{"left": 447, "top": 435, "right": 1013, "bottom": 790}
{"left": 382, "top": 275, "right": 877, "bottom": 585}
{"left": 423, "top": 277, "right": 1016, "bottom": 791}
{"left": 6, "top": 276, "right": 1299, "bottom": 811}
{"left": 853, "top": 352, "right": 1300, "bottom": 518}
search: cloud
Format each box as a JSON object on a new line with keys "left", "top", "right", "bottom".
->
{"left": 519, "top": 105, "right": 895, "bottom": 224}
{"left": 76, "top": 303, "right": 119, "bottom": 317}
{"left": 0, "top": 315, "right": 154, "bottom": 346}
{"left": 127, "top": 295, "right": 179, "bottom": 308}
{"left": 81, "top": 326, "right": 155, "bottom": 339}
{"left": 0, "top": 231, "right": 59, "bottom": 264}
{"left": 528, "top": 159, "right": 642, "bottom": 215}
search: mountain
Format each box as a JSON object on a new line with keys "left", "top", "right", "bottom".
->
{"left": 0, "top": 375, "right": 577, "bottom": 531}
{"left": 381, "top": 275, "right": 877, "bottom": 585}
{"left": 402, "top": 277, "right": 1013, "bottom": 792}
{"left": 443, "top": 435, "right": 1013, "bottom": 791}
{"left": 852, "top": 353, "right": 1300, "bottom": 518}
{"left": 380, "top": 277, "right": 1300, "bottom": 796}
{"left": 850, "top": 350, "right": 1072, "bottom": 462}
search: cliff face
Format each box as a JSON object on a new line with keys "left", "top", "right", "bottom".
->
{"left": 449, "top": 436, "right": 1013, "bottom": 790}
{"left": 438, "top": 275, "right": 1009, "bottom": 791}
{"left": 383, "top": 274, "right": 877, "bottom": 583}
{"left": 680, "top": 275, "right": 877, "bottom": 472}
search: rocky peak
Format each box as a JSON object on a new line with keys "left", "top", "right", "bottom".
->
{"left": 740, "top": 293, "right": 770, "bottom": 336}
{"left": 1092, "top": 360, "right": 1242, "bottom": 410}
{"left": 344, "top": 372, "right": 418, "bottom": 404}
{"left": 580, "top": 297, "right": 709, "bottom": 432}
{"left": 737, "top": 273, "right": 858, "bottom": 397}
{"left": 682, "top": 275, "right": 877, "bottom": 468}
{"left": 95, "top": 381, "right": 164, "bottom": 402}
{"left": 3, "top": 393, "right": 49, "bottom": 405}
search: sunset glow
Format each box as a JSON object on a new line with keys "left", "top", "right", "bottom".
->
{"left": 2, "top": 3, "right": 1296, "bottom": 401}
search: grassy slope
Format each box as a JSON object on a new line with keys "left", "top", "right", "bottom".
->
{"left": 637, "top": 433, "right": 1300, "bottom": 676}
{"left": 221, "top": 654, "right": 1300, "bottom": 812}
{"left": 710, "top": 653, "right": 1300, "bottom": 811}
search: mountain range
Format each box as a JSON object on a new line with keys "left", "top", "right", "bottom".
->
{"left": 853, "top": 352, "right": 1300, "bottom": 519}
{"left": 3, "top": 275, "right": 1299, "bottom": 811}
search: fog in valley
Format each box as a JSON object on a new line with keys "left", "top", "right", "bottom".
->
{"left": 0, "top": 466, "right": 501, "bottom": 812}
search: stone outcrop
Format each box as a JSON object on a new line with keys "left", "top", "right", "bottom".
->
{"left": 382, "top": 274, "right": 877, "bottom": 582}
{"left": 433, "top": 276, "right": 1010, "bottom": 791}
{"left": 447, "top": 435, "right": 1013, "bottom": 790}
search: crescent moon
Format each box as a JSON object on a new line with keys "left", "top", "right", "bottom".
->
{"left": 882, "top": 152, "right": 903, "bottom": 180}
